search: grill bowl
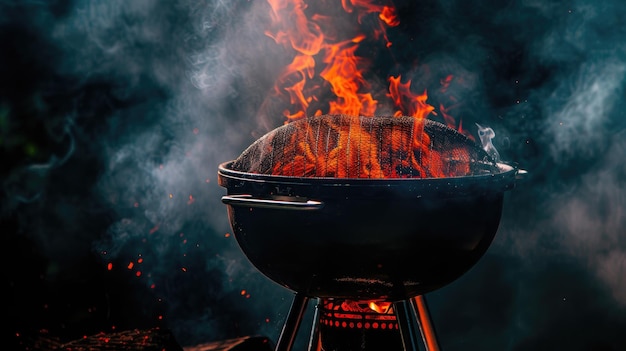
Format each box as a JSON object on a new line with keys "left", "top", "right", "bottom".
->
{"left": 218, "top": 159, "right": 519, "bottom": 301}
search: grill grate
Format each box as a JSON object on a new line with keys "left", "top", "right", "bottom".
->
{"left": 231, "top": 114, "right": 497, "bottom": 179}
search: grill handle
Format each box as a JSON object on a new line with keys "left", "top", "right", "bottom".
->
{"left": 221, "top": 194, "right": 324, "bottom": 211}
{"left": 516, "top": 169, "right": 528, "bottom": 180}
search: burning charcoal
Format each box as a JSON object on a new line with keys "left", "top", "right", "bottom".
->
{"left": 61, "top": 329, "right": 184, "bottom": 351}
{"left": 183, "top": 336, "right": 273, "bottom": 351}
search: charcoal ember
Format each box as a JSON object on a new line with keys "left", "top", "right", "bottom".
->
{"left": 183, "top": 335, "right": 273, "bottom": 351}
{"left": 14, "top": 329, "right": 273, "bottom": 351}
{"left": 16, "top": 328, "right": 183, "bottom": 351}
{"left": 60, "top": 328, "right": 182, "bottom": 351}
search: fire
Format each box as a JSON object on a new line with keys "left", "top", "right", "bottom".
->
{"left": 258, "top": 0, "right": 475, "bottom": 318}
{"left": 320, "top": 35, "right": 376, "bottom": 116}
{"left": 368, "top": 301, "right": 392, "bottom": 314}
{"left": 245, "top": 114, "right": 471, "bottom": 179}
{"left": 264, "top": 0, "right": 402, "bottom": 120}
{"left": 263, "top": 0, "right": 465, "bottom": 128}
{"left": 258, "top": 0, "right": 474, "bottom": 180}
{"left": 387, "top": 75, "right": 434, "bottom": 119}
{"left": 266, "top": 0, "right": 390, "bottom": 122}
{"left": 320, "top": 299, "right": 398, "bottom": 330}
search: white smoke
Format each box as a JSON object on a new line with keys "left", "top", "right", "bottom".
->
{"left": 42, "top": 0, "right": 290, "bottom": 344}
{"left": 529, "top": 0, "right": 626, "bottom": 309}
{"left": 6, "top": 0, "right": 626, "bottom": 348}
{"left": 486, "top": 0, "right": 626, "bottom": 309}
{"left": 544, "top": 60, "right": 626, "bottom": 163}
{"left": 550, "top": 131, "right": 626, "bottom": 305}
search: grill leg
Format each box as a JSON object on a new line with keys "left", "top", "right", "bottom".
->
{"left": 410, "top": 295, "right": 441, "bottom": 351}
{"left": 306, "top": 298, "right": 321, "bottom": 351}
{"left": 275, "top": 293, "right": 310, "bottom": 351}
{"left": 394, "top": 300, "right": 420, "bottom": 351}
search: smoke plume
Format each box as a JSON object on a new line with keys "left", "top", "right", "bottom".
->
{"left": 2, "top": 0, "right": 626, "bottom": 350}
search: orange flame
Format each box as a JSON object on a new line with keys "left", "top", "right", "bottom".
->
{"left": 261, "top": 0, "right": 471, "bottom": 179}
{"left": 368, "top": 301, "right": 392, "bottom": 314}
{"left": 263, "top": 0, "right": 471, "bottom": 132}
{"left": 253, "top": 2, "right": 473, "bottom": 325}
{"left": 387, "top": 75, "right": 435, "bottom": 119}
{"left": 320, "top": 35, "right": 378, "bottom": 116}
{"left": 319, "top": 299, "right": 398, "bottom": 330}
{"left": 265, "top": 114, "right": 469, "bottom": 179}
{"left": 265, "top": 0, "right": 402, "bottom": 120}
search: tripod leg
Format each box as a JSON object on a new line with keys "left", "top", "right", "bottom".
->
{"left": 275, "top": 293, "right": 310, "bottom": 351}
{"left": 410, "top": 295, "right": 440, "bottom": 351}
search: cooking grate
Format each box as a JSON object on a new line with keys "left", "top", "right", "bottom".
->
{"left": 231, "top": 114, "right": 497, "bottom": 179}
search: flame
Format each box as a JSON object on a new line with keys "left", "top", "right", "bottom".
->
{"left": 256, "top": 0, "right": 474, "bottom": 314}
{"left": 261, "top": 0, "right": 472, "bottom": 179}
{"left": 264, "top": 114, "right": 470, "bottom": 178}
{"left": 368, "top": 301, "right": 392, "bottom": 314}
{"left": 320, "top": 35, "right": 377, "bottom": 116}
{"left": 265, "top": 0, "right": 401, "bottom": 120}
{"left": 387, "top": 75, "right": 435, "bottom": 119}
{"left": 262, "top": 0, "right": 467, "bottom": 128}
{"left": 319, "top": 299, "right": 398, "bottom": 330}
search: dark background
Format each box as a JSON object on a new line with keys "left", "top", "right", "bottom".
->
{"left": 2, "top": 0, "right": 626, "bottom": 350}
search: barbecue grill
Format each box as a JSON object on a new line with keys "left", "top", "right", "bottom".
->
{"left": 218, "top": 114, "right": 525, "bottom": 351}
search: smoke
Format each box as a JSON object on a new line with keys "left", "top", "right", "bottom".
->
{"left": 527, "top": 14, "right": 626, "bottom": 310}
{"left": 526, "top": 0, "right": 626, "bottom": 309}
{"left": 1, "top": 0, "right": 292, "bottom": 346}
{"left": 63, "top": 0, "right": 292, "bottom": 344}
{"left": 543, "top": 60, "right": 626, "bottom": 163}
{"left": 454, "top": 0, "right": 626, "bottom": 348}
{"left": 373, "top": 0, "right": 626, "bottom": 349}
{"left": 550, "top": 131, "right": 626, "bottom": 304}
{"left": 3, "top": 0, "right": 626, "bottom": 349}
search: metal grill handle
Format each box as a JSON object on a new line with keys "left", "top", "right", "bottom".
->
{"left": 221, "top": 194, "right": 324, "bottom": 210}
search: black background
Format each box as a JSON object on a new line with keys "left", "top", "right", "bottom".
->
{"left": 2, "top": 0, "right": 626, "bottom": 350}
